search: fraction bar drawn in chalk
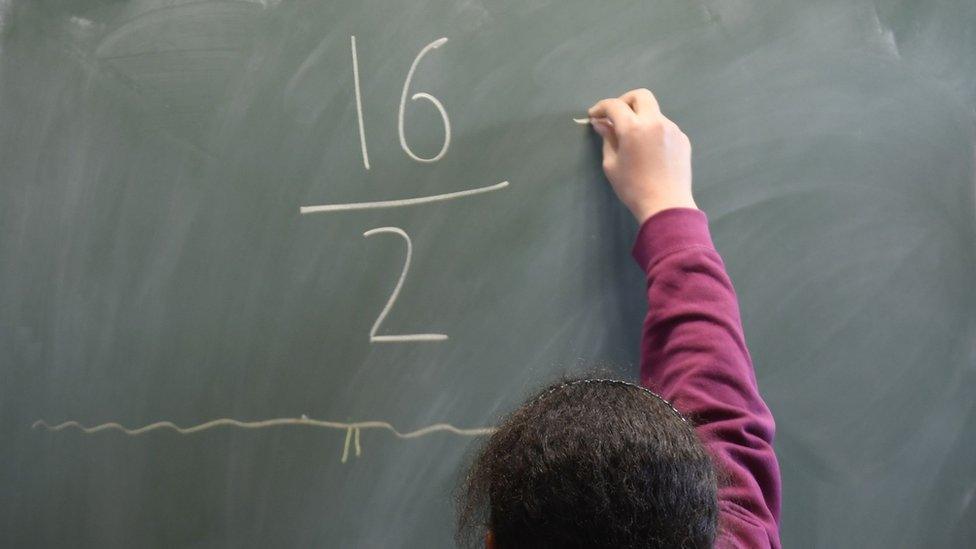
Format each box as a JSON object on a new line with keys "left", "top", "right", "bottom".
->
{"left": 32, "top": 417, "right": 497, "bottom": 463}
{"left": 299, "top": 180, "right": 509, "bottom": 214}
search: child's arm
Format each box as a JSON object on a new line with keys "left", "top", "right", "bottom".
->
{"left": 589, "top": 89, "right": 782, "bottom": 548}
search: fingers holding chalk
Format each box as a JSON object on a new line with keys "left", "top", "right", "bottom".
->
{"left": 573, "top": 117, "right": 613, "bottom": 126}
{"left": 619, "top": 88, "right": 661, "bottom": 115}
{"left": 576, "top": 116, "right": 616, "bottom": 145}
{"left": 588, "top": 98, "right": 636, "bottom": 127}
{"left": 577, "top": 89, "right": 657, "bottom": 126}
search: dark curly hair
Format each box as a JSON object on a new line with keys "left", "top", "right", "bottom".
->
{"left": 456, "top": 378, "right": 718, "bottom": 548}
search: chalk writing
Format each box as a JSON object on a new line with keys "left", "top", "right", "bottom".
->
{"left": 363, "top": 227, "right": 448, "bottom": 343}
{"left": 33, "top": 417, "right": 496, "bottom": 463}
{"left": 351, "top": 35, "right": 370, "bottom": 169}
{"left": 299, "top": 180, "right": 508, "bottom": 214}
{"left": 398, "top": 37, "right": 451, "bottom": 163}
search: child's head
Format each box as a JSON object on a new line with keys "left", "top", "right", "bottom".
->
{"left": 457, "top": 378, "right": 718, "bottom": 548}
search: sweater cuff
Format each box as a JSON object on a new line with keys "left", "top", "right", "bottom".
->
{"left": 631, "top": 208, "right": 716, "bottom": 272}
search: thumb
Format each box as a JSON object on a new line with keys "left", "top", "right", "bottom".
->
{"left": 592, "top": 118, "right": 618, "bottom": 150}
{"left": 601, "top": 134, "right": 618, "bottom": 173}
{"left": 593, "top": 120, "right": 617, "bottom": 167}
{"left": 592, "top": 117, "right": 611, "bottom": 137}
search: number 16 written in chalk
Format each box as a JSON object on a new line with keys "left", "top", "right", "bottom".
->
{"left": 350, "top": 35, "right": 452, "bottom": 170}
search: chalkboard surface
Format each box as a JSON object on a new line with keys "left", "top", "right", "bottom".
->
{"left": 2, "top": 1, "right": 975, "bottom": 547}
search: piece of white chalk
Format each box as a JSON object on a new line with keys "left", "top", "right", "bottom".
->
{"left": 573, "top": 117, "right": 613, "bottom": 126}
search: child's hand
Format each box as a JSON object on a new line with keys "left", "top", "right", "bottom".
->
{"left": 588, "top": 89, "right": 697, "bottom": 224}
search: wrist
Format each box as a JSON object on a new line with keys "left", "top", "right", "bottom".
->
{"left": 631, "top": 196, "right": 698, "bottom": 225}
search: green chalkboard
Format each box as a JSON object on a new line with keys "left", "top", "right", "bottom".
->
{"left": 2, "top": 0, "right": 975, "bottom": 547}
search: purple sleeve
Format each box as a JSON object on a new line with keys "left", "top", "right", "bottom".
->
{"left": 632, "top": 208, "right": 782, "bottom": 548}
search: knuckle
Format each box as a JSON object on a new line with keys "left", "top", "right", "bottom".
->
{"left": 670, "top": 122, "right": 690, "bottom": 141}
{"left": 619, "top": 122, "right": 640, "bottom": 136}
{"left": 646, "top": 118, "right": 666, "bottom": 134}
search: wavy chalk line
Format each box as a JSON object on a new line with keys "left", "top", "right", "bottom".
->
{"left": 32, "top": 416, "right": 496, "bottom": 463}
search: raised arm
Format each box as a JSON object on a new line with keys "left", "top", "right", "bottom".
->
{"left": 589, "top": 89, "right": 782, "bottom": 548}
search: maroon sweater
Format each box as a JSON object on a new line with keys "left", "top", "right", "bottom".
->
{"left": 633, "top": 208, "right": 782, "bottom": 548}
